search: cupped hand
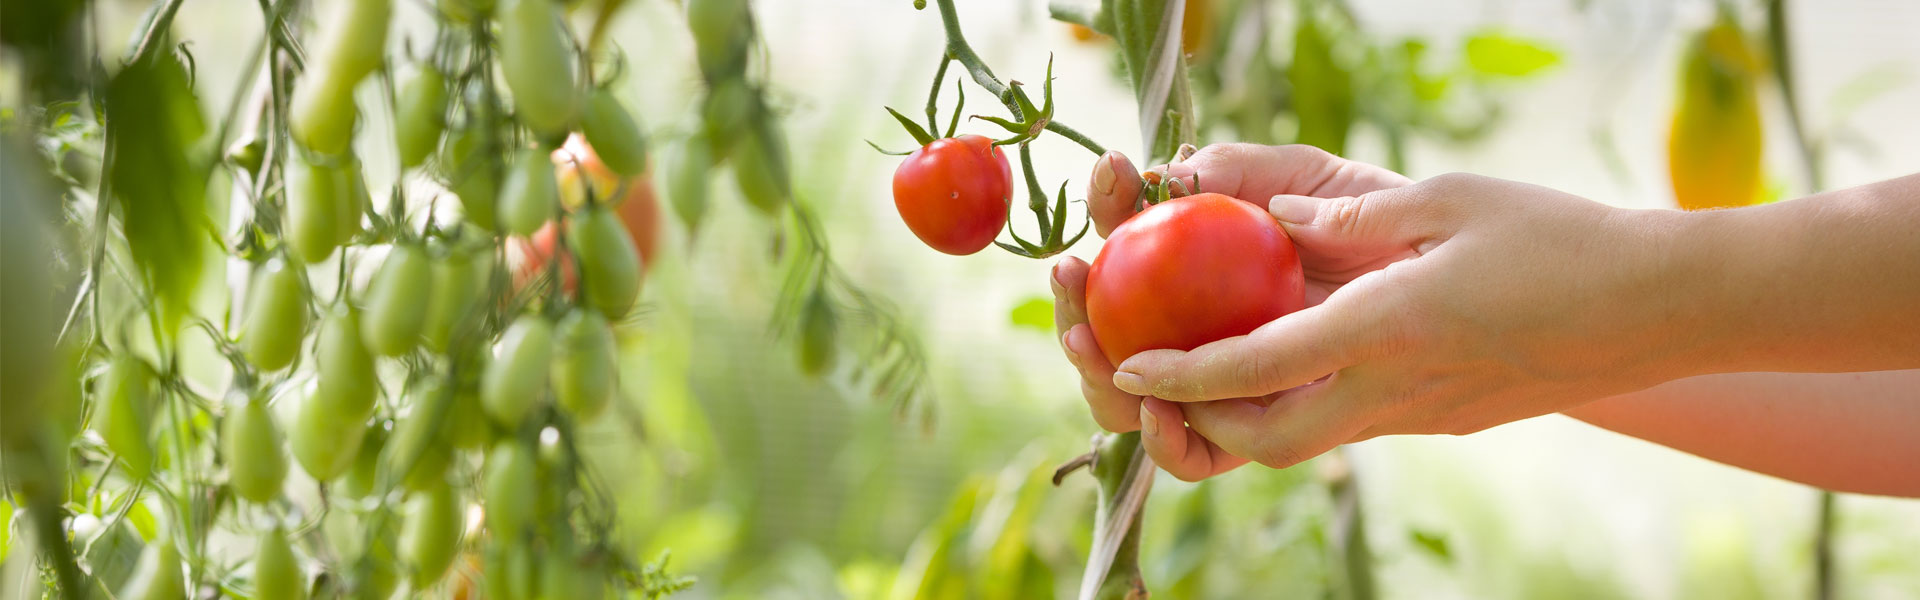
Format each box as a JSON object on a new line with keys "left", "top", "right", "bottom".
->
{"left": 1106, "top": 171, "right": 1686, "bottom": 478}
{"left": 1054, "top": 143, "right": 1411, "bottom": 481}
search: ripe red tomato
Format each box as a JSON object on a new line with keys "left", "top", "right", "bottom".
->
{"left": 1084, "top": 193, "right": 1306, "bottom": 367}
{"left": 891, "top": 134, "right": 1011, "bottom": 255}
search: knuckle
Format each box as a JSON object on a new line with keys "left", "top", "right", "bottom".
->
{"left": 1322, "top": 193, "right": 1375, "bottom": 240}
{"left": 1248, "top": 436, "right": 1305, "bottom": 470}
{"left": 1226, "top": 351, "right": 1287, "bottom": 397}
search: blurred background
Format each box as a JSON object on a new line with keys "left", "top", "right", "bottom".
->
{"left": 8, "top": 0, "right": 1920, "bottom": 598}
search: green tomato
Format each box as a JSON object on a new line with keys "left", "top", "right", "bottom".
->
{"left": 580, "top": 89, "right": 647, "bottom": 177}
{"left": 119, "top": 536, "right": 186, "bottom": 600}
{"left": 500, "top": 147, "right": 559, "bottom": 237}
{"left": 700, "top": 79, "right": 753, "bottom": 158}
{"left": 484, "top": 543, "right": 538, "bottom": 600}
{"left": 340, "top": 423, "right": 389, "bottom": 499}
{"left": 253, "top": 527, "right": 307, "bottom": 600}
{"left": 284, "top": 156, "right": 343, "bottom": 263}
{"left": 314, "top": 306, "right": 378, "bottom": 416}
{"left": 687, "top": 0, "right": 752, "bottom": 81}
{"left": 439, "top": 0, "right": 493, "bottom": 22}
{"left": 483, "top": 441, "right": 539, "bottom": 539}
{"left": 498, "top": 0, "right": 578, "bottom": 136}
{"left": 360, "top": 244, "right": 433, "bottom": 356}
{"left": 395, "top": 66, "right": 450, "bottom": 170}
{"left": 385, "top": 382, "right": 454, "bottom": 492}
{"left": 289, "top": 75, "right": 359, "bottom": 156}
{"left": 443, "top": 124, "right": 502, "bottom": 230}
{"left": 350, "top": 526, "right": 401, "bottom": 600}
{"left": 423, "top": 243, "right": 494, "bottom": 353}
{"left": 567, "top": 206, "right": 642, "bottom": 319}
{"left": 290, "top": 383, "right": 370, "bottom": 482}
{"left": 338, "top": 157, "right": 370, "bottom": 244}
{"left": 447, "top": 386, "right": 495, "bottom": 450}
{"left": 539, "top": 551, "right": 585, "bottom": 600}
{"left": 241, "top": 259, "right": 311, "bottom": 372}
{"left": 666, "top": 134, "right": 713, "bottom": 233}
{"left": 223, "top": 395, "right": 289, "bottom": 503}
{"left": 796, "top": 286, "right": 837, "bottom": 376}
{"left": 96, "top": 354, "right": 158, "bottom": 479}
{"left": 731, "top": 118, "right": 789, "bottom": 214}
{"left": 481, "top": 314, "right": 553, "bottom": 426}
{"left": 311, "top": 0, "right": 393, "bottom": 87}
{"left": 400, "top": 484, "right": 463, "bottom": 589}
{"left": 551, "top": 308, "right": 615, "bottom": 420}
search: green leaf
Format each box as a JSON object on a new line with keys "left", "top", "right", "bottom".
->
{"left": 85, "top": 519, "right": 148, "bottom": 593}
{"left": 1007, "top": 297, "right": 1053, "bottom": 332}
{"left": 108, "top": 51, "right": 212, "bottom": 336}
{"left": 1464, "top": 30, "right": 1561, "bottom": 78}
{"left": 1409, "top": 529, "right": 1453, "bottom": 564}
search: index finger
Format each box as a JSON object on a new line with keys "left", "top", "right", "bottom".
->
{"left": 1089, "top": 151, "right": 1143, "bottom": 238}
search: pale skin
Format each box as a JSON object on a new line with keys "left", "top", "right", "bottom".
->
{"left": 1053, "top": 143, "right": 1920, "bottom": 497}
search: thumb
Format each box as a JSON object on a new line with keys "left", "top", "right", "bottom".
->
{"left": 1110, "top": 290, "right": 1391, "bottom": 402}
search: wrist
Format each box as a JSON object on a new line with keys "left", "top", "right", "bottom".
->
{"left": 1640, "top": 204, "right": 1779, "bottom": 377}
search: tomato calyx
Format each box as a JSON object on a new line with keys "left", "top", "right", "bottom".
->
{"left": 971, "top": 54, "right": 1056, "bottom": 147}
{"left": 996, "top": 142, "right": 1090, "bottom": 259}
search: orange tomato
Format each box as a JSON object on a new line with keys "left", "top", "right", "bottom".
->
{"left": 512, "top": 134, "right": 659, "bottom": 295}
{"left": 552, "top": 134, "right": 659, "bottom": 265}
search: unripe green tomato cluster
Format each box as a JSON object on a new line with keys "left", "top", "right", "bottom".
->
{"left": 75, "top": 0, "right": 685, "bottom": 596}
{"left": 290, "top": 0, "right": 392, "bottom": 156}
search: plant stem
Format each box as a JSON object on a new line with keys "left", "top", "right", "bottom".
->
{"left": 930, "top": 0, "right": 1107, "bottom": 156}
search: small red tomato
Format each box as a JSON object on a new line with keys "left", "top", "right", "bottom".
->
{"left": 1085, "top": 193, "right": 1306, "bottom": 366}
{"left": 891, "top": 134, "right": 1012, "bottom": 255}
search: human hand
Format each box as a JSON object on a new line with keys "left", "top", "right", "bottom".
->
{"left": 1109, "top": 171, "right": 1688, "bottom": 478}
{"left": 1053, "top": 143, "right": 1411, "bottom": 480}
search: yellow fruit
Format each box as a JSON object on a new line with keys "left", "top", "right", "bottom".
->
{"left": 1667, "top": 14, "right": 1764, "bottom": 211}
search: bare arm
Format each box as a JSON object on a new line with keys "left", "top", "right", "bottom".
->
{"left": 1564, "top": 370, "right": 1920, "bottom": 497}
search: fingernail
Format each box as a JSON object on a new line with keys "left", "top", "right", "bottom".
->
{"left": 1270, "top": 195, "right": 1318, "bottom": 225}
{"left": 1051, "top": 261, "right": 1067, "bottom": 292}
{"left": 1139, "top": 403, "right": 1160, "bottom": 436}
{"left": 1061, "top": 331, "right": 1079, "bottom": 361}
{"left": 1113, "top": 371, "right": 1147, "bottom": 395}
{"left": 1092, "top": 155, "right": 1117, "bottom": 195}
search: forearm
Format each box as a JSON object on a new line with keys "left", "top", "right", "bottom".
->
{"left": 1662, "top": 174, "right": 1920, "bottom": 374}
{"left": 1564, "top": 370, "right": 1920, "bottom": 497}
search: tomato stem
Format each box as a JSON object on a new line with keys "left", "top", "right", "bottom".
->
{"left": 930, "top": 0, "right": 1107, "bottom": 156}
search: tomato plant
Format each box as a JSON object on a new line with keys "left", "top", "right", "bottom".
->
{"left": 1084, "top": 193, "right": 1306, "bottom": 366}
{"left": 891, "top": 134, "right": 1013, "bottom": 255}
